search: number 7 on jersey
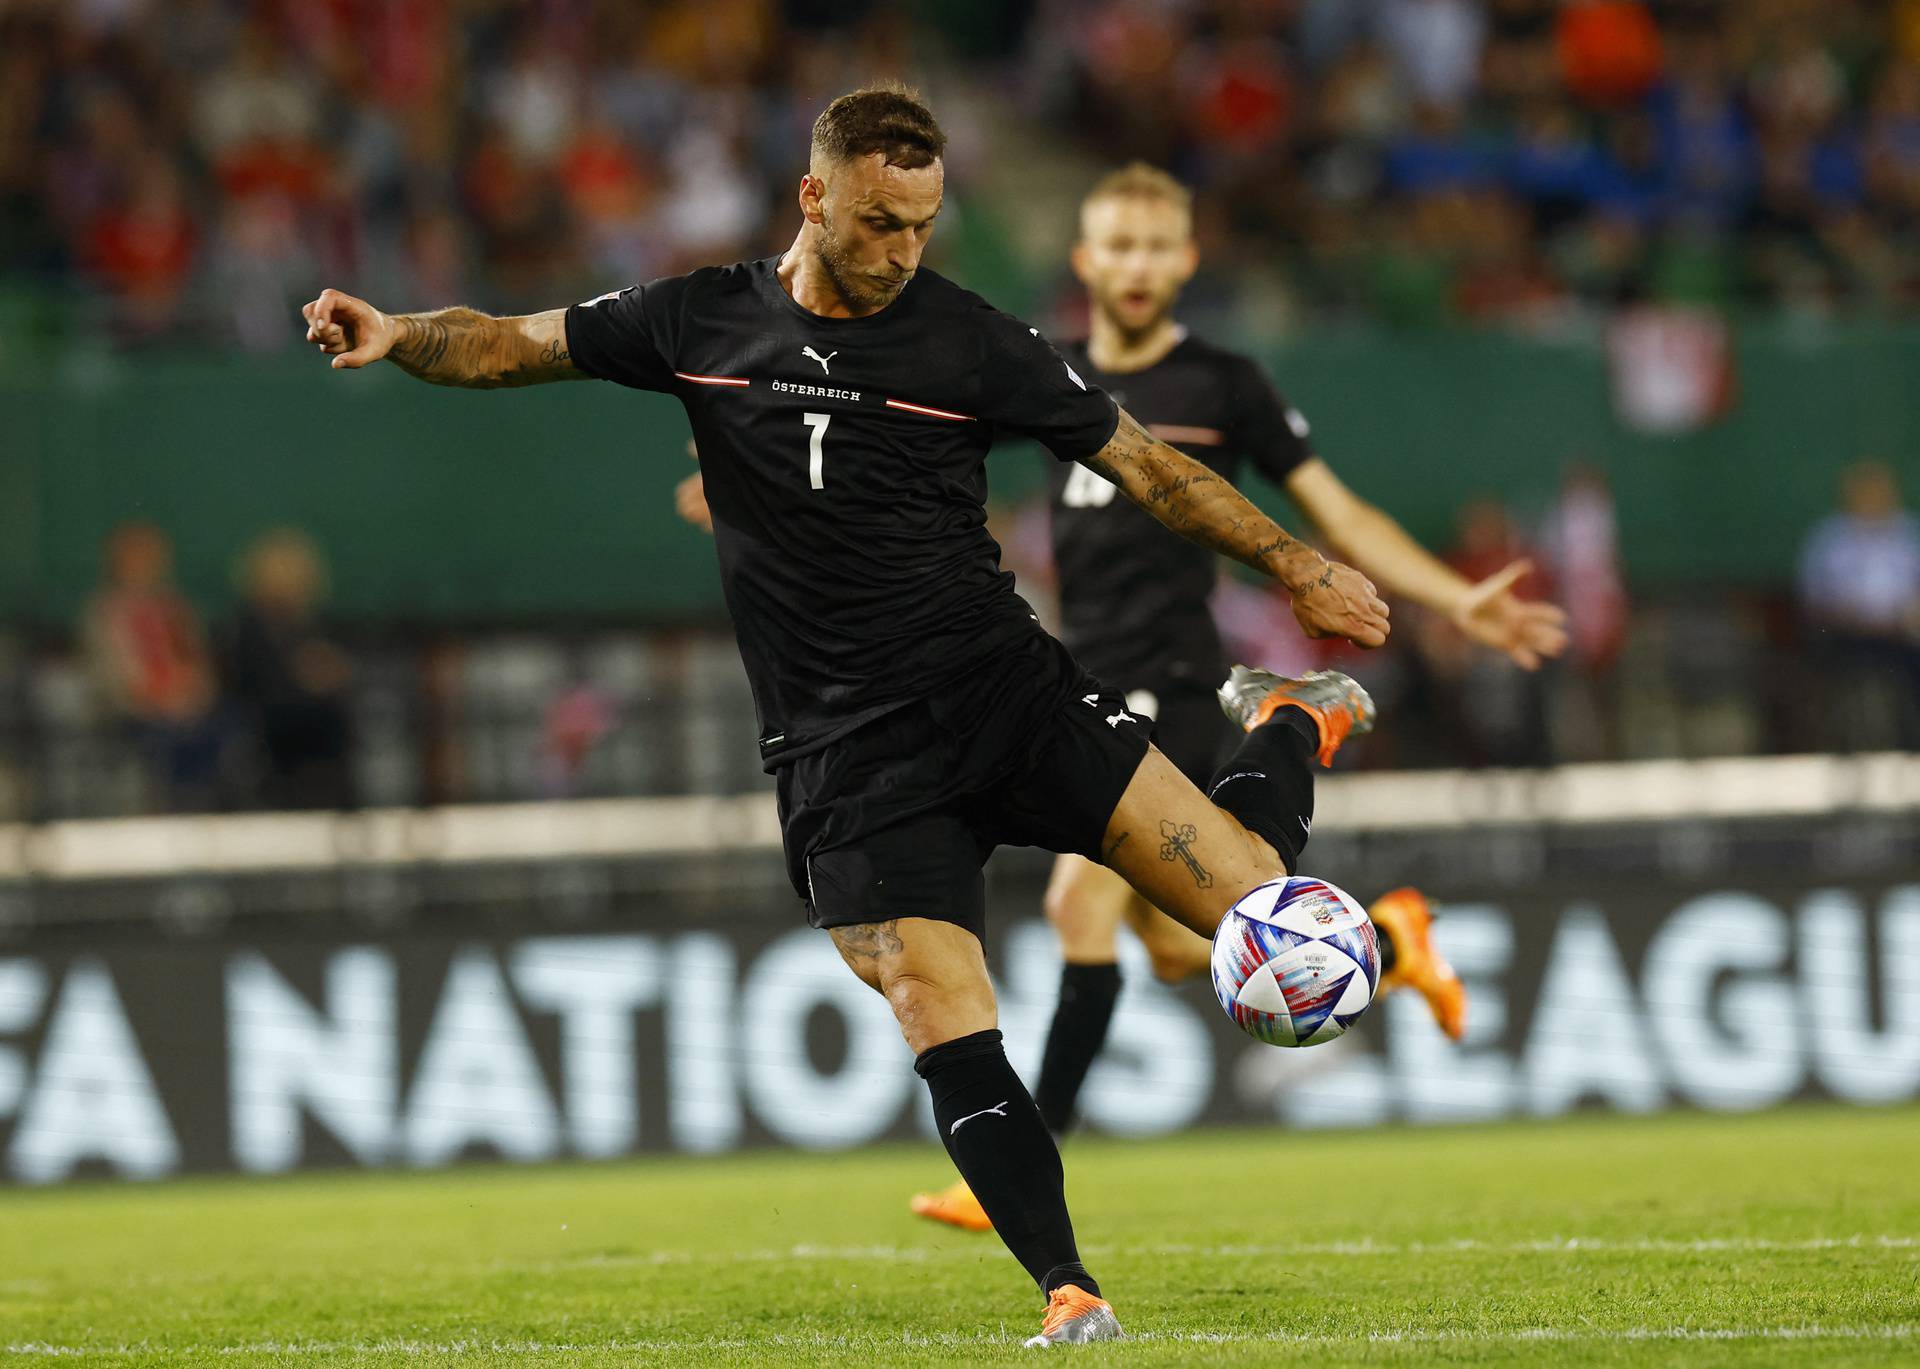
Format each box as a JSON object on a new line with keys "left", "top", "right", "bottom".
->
{"left": 802, "top": 412, "right": 831, "bottom": 490}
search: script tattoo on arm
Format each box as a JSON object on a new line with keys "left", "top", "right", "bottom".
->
{"left": 388, "top": 307, "right": 584, "bottom": 388}
{"left": 1102, "top": 830, "right": 1131, "bottom": 863}
{"left": 1085, "top": 410, "right": 1325, "bottom": 589}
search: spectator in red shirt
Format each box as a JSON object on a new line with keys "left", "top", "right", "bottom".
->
{"left": 83, "top": 523, "right": 229, "bottom": 809}
{"left": 83, "top": 162, "right": 198, "bottom": 336}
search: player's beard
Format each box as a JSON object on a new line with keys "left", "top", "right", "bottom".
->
{"left": 816, "top": 212, "right": 909, "bottom": 311}
{"left": 1098, "top": 285, "right": 1175, "bottom": 348}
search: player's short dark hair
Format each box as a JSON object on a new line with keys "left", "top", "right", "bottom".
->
{"left": 811, "top": 83, "right": 946, "bottom": 171}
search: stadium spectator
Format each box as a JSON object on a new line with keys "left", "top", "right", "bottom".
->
{"left": 224, "top": 530, "right": 355, "bottom": 811}
{"left": 82, "top": 160, "right": 199, "bottom": 339}
{"left": 82, "top": 523, "right": 229, "bottom": 811}
{"left": 9, "top": 0, "right": 1920, "bottom": 340}
{"left": 1540, "top": 462, "right": 1629, "bottom": 759}
{"left": 1798, "top": 460, "right": 1920, "bottom": 746}
{"left": 1378, "top": 0, "right": 1488, "bottom": 111}
{"left": 1421, "top": 498, "right": 1555, "bottom": 765}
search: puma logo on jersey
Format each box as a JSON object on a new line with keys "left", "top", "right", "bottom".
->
{"left": 949, "top": 1101, "right": 1010, "bottom": 1135}
{"left": 1106, "top": 710, "right": 1135, "bottom": 728}
{"left": 802, "top": 346, "right": 837, "bottom": 375}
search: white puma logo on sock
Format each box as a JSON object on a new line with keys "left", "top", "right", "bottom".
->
{"left": 949, "top": 1101, "right": 1010, "bottom": 1135}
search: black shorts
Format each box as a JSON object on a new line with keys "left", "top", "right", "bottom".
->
{"left": 774, "top": 629, "right": 1152, "bottom": 941}
{"left": 1112, "top": 672, "right": 1235, "bottom": 791}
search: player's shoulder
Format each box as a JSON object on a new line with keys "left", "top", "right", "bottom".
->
{"left": 1172, "top": 330, "right": 1265, "bottom": 384}
{"left": 909, "top": 265, "right": 982, "bottom": 309}
{"left": 673, "top": 258, "right": 770, "bottom": 301}
{"left": 575, "top": 260, "right": 759, "bottom": 317}
{"left": 913, "top": 268, "right": 1038, "bottom": 335}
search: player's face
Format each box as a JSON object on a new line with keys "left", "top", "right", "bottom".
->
{"left": 809, "top": 154, "right": 944, "bottom": 311}
{"left": 1072, "top": 196, "right": 1198, "bottom": 338}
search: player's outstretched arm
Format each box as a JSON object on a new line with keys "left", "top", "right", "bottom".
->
{"left": 1085, "top": 410, "right": 1391, "bottom": 648}
{"left": 301, "top": 289, "right": 587, "bottom": 388}
{"left": 1285, "top": 460, "right": 1569, "bottom": 669}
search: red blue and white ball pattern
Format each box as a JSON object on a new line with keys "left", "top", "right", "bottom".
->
{"left": 1210, "top": 876, "right": 1381, "bottom": 1047}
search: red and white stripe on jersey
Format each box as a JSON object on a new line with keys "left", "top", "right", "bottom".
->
{"left": 1149, "top": 423, "right": 1225, "bottom": 447}
{"left": 884, "top": 397, "right": 974, "bottom": 422}
{"left": 674, "top": 371, "right": 751, "bottom": 387}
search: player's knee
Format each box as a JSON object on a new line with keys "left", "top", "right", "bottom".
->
{"left": 1042, "top": 877, "right": 1087, "bottom": 934}
{"left": 1147, "top": 942, "right": 1209, "bottom": 984}
{"left": 881, "top": 969, "right": 994, "bottom": 1054}
{"left": 1044, "top": 871, "right": 1122, "bottom": 960}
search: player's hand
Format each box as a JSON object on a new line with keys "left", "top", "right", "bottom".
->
{"left": 675, "top": 472, "right": 713, "bottom": 534}
{"left": 302, "top": 288, "right": 397, "bottom": 370}
{"left": 1288, "top": 558, "right": 1391, "bottom": 648}
{"left": 1449, "top": 559, "right": 1569, "bottom": 670}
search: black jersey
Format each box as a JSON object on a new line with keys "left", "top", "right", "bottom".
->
{"left": 1049, "top": 332, "right": 1315, "bottom": 683}
{"left": 565, "top": 258, "right": 1119, "bottom": 767}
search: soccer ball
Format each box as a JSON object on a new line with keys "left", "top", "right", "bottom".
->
{"left": 1210, "top": 876, "right": 1380, "bottom": 1047}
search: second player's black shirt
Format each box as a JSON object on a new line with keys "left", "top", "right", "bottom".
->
{"left": 565, "top": 259, "right": 1120, "bottom": 767}
{"left": 1049, "top": 332, "right": 1316, "bottom": 684}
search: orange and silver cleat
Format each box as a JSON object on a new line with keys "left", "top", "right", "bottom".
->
{"left": 1369, "top": 886, "right": 1466, "bottom": 1042}
{"left": 909, "top": 1178, "right": 993, "bottom": 1233}
{"left": 1217, "top": 666, "right": 1375, "bottom": 767}
{"left": 1023, "top": 1284, "right": 1124, "bottom": 1348}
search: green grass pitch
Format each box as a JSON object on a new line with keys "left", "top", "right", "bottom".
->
{"left": 3, "top": 1105, "right": 1915, "bottom": 1367}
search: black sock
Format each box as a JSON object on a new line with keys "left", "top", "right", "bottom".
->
{"left": 1207, "top": 707, "right": 1319, "bottom": 870}
{"left": 916, "top": 1029, "right": 1100, "bottom": 1299}
{"left": 1033, "top": 962, "right": 1122, "bottom": 1138}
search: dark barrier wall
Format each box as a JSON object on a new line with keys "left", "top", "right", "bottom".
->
{"left": 5, "top": 322, "right": 1919, "bottom": 627}
{"left": 2, "top": 875, "right": 1914, "bottom": 1183}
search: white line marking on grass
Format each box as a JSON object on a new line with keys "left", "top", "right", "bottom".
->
{"left": 7, "top": 1326, "right": 1918, "bottom": 1356}
{"left": 523, "top": 1233, "right": 1918, "bottom": 1272}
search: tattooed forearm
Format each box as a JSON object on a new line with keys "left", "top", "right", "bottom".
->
{"left": 388, "top": 308, "right": 497, "bottom": 385}
{"left": 831, "top": 920, "right": 905, "bottom": 960}
{"left": 1090, "top": 409, "right": 1324, "bottom": 589}
{"left": 388, "top": 307, "right": 582, "bottom": 388}
{"left": 1158, "top": 819, "right": 1213, "bottom": 889}
{"left": 395, "top": 317, "right": 453, "bottom": 371}
{"left": 1102, "top": 830, "right": 1131, "bottom": 862}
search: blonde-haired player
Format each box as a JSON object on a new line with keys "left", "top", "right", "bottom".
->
{"left": 910, "top": 163, "right": 1569, "bottom": 1233}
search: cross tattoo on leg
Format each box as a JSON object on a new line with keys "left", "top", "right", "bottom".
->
{"left": 1159, "top": 819, "right": 1213, "bottom": 889}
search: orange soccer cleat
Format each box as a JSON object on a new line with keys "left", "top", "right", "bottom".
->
{"left": 909, "top": 1178, "right": 993, "bottom": 1233}
{"left": 1369, "top": 886, "right": 1466, "bottom": 1042}
{"left": 1217, "top": 666, "right": 1376, "bottom": 767}
{"left": 1023, "top": 1284, "right": 1124, "bottom": 1347}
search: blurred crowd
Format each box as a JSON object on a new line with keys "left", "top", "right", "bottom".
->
{"left": 1055, "top": 0, "right": 1920, "bottom": 325}
{"left": 7, "top": 455, "right": 1904, "bottom": 818}
{"left": 7, "top": 0, "right": 1920, "bottom": 349}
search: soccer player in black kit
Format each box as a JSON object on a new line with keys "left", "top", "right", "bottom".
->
{"left": 304, "top": 87, "right": 1400, "bottom": 1347}
{"left": 910, "top": 164, "right": 1572, "bottom": 1235}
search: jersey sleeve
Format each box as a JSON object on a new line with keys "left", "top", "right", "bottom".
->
{"left": 563, "top": 274, "right": 694, "bottom": 392}
{"left": 972, "top": 308, "right": 1120, "bottom": 461}
{"left": 1233, "top": 360, "right": 1317, "bottom": 484}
